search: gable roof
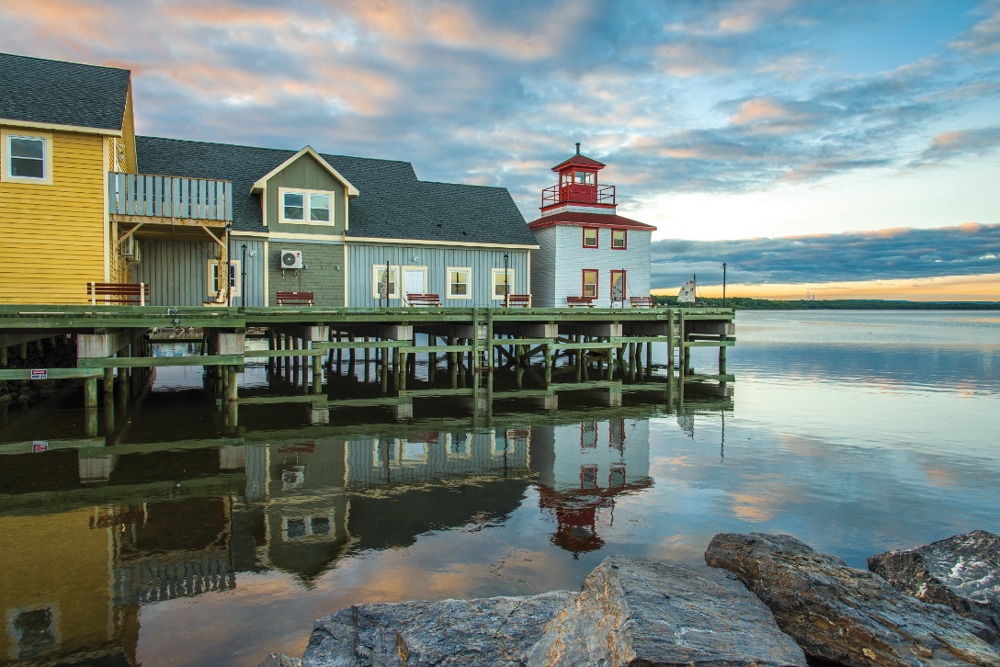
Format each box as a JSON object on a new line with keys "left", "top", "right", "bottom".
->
{"left": 0, "top": 52, "right": 130, "bottom": 132}
{"left": 250, "top": 145, "right": 360, "bottom": 197}
{"left": 135, "top": 136, "right": 536, "bottom": 246}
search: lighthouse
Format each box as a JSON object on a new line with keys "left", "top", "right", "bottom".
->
{"left": 528, "top": 144, "right": 656, "bottom": 307}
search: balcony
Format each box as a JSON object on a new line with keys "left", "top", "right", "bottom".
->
{"left": 108, "top": 173, "right": 233, "bottom": 225}
{"left": 541, "top": 183, "right": 616, "bottom": 209}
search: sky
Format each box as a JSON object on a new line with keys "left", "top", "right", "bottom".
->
{"left": 1, "top": 0, "right": 998, "bottom": 299}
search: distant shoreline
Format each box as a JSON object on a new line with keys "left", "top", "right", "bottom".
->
{"left": 652, "top": 296, "right": 1000, "bottom": 310}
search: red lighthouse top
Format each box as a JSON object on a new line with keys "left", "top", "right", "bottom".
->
{"left": 541, "top": 143, "right": 616, "bottom": 211}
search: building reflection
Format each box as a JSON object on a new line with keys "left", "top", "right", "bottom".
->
{"left": 0, "top": 384, "right": 732, "bottom": 663}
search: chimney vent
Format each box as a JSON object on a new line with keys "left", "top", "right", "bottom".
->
{"left": 575, "top": 142, "right": 581, "bottom": 155}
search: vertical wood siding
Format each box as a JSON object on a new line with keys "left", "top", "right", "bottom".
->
{"left": 266, "top": 154, "right": 346, "bottom": 235}
{"left": 134, "top": 237, "right": 267, "bottom": 307}
{"left": 0, "top": 130, "right": 106, "bottom": 304}
{"left": 345, "top": 243, "right": 529, "bottom": 307}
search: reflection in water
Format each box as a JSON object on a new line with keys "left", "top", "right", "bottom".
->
{"left": 0, "top": 382, "right": 727, "bottom": 666}
{"left": 1, "top": 312, "right": 997, "bottom": 666}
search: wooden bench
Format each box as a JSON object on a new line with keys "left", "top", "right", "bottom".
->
{"left": 566, "top": 295, "right": 596, "bottom": 307}
{"left": 630, "top": 296, "right": 654, "bottom": 308}
{"left": 505, "top": 294, "right": 532, "bottom": 307}
{"left": 407, "top": 293, "right": 441, "bottom": 307}
{"left": 87, "top": 282, "right": 150, "bottom": 306}
{"left": 275, "top": 291, "right": 314, "bottom": 306}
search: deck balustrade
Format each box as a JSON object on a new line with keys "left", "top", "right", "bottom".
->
{"left": 108, "top": 172, "right": 233, "bottom": 222}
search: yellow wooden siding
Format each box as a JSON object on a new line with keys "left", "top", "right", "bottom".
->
{"left": 0, "top": 128, "right": 107, "bottom": 304}
{"left": 120, "top": 84, "right": 137, "bottom": 172}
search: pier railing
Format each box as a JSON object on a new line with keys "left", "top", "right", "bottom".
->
{"left": 108, "top": 173, "right": 233, "bottom": 222}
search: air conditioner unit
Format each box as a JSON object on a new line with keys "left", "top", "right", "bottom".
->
{"left": 120, "top": 234, "right": 139, "bottom": 261}
{"left": 281, "top": 250, "right": 303, "bottom": 269}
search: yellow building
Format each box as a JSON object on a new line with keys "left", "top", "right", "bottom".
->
{"left": 0, "top": 52, "right": 136, "bottom": 304}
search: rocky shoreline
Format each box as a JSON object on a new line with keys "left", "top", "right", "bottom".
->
{"left": 260, "top": 530, "right": 1000, "bottom": 667}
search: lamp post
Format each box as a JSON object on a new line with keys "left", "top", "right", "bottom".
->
{"left": 503, "top": 253, "right": 509, "bottom": 307}
{"left": 225, "top": 222, "right": 232, "bottom": 307}
{"left": 241, "top": 244, "right": 247, "bottom": 309}
{"left": 722, "top": 262, "right": 727, "bottom": 308}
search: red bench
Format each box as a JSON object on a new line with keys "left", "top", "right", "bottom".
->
{"left": 87, "top": 282, "right": 150, "bottom": 306}
{"left": 566, "top": 295, "right": 596, "bottom": 307}
{"left": 630, "top": 296, "right": 654, "bottom": 308}
{"left": 407, "top": 293, "right": 441, "bottom": 307}
{"left": 506, "top": 294, "right": 532, "bottom": 307}
{"left": 275, "top": 291, "right": 314, "bottom": 306}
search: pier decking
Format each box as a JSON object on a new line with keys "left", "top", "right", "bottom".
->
{"left": 0, "top": 305, "right": 734, "bottom": 425}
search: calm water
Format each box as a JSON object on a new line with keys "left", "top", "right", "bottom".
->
{"left": 1, "top": 310, "right": 998, "bottom": 666}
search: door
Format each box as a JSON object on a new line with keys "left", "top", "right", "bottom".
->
{"left": 403, "top": 268, "right": 426, "bottom": 302}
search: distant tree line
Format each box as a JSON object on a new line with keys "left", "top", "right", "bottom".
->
{"left": 651, "top": 296, "right": 1000, "bottom": 310}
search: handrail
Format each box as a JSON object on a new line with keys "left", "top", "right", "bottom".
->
{"left": 542, "top": 183, "right": 616, "bottom": 208}
{"left": 108, "top": 172, "right": 233, "bottom": 221}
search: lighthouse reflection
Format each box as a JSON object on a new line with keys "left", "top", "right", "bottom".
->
{"left": 531, "top": 419, "right": 651, "bottom": 555}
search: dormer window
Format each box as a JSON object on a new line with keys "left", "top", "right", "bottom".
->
{"left": 280, "top": 188, "right": 332, "bottom": 224}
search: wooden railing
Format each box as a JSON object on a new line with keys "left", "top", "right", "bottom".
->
{"left": 541, "top": 183, "right": 615, "bottom": 208}
{"left": 108, "top": 173, "right": 233, "bottom": 222}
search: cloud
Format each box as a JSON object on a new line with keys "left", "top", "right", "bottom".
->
{"left": 910, "top": 125, "right": 1000, "bottom": 165}
{"left": 650, "top": 224, "right": 1000, "bottom": 289}
{"left": 950, "top": 0, "right": 1000, "bottom": 56}
{"left": 1, "top": 0, "right": 998, "bottom": 230}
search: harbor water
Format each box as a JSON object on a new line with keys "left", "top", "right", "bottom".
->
{"left": 1, "top": 310, "right": 998, "bottom": 666}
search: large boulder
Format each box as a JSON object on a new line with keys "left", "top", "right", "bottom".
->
{"left": 524, "top": 556, "right": 806, "bottom": 666}
{"left": 705, "top": 532, "right": 1000, "bottom": 667}
{"left": 869, "top": 530, "right": 1000, "bottom": 647}
{"left": 301, "top": 591, "right": 574, "bottom": 667}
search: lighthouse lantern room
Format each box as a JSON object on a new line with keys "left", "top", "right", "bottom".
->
{"left": 541, "top": 142, "right": 616, "bottom": 210}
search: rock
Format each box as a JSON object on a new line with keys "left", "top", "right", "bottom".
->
{"left": 524, "top": 556, "right": 806, "bottom": 667}
{"left": 302, "top": 591, "right": 575, "bottom": 666}
{"left": 869, "top": 530, "right": 1000, "bottom": 647}
{"left": 258, "top": 654, "right": 302, "bottom": 667}
{"left": 705, "top": 532, "right": 1000, "bottom": 667}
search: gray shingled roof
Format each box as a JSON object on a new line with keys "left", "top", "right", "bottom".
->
{"left": 0, "top": 52, "right": 130, "bottom": 131}
{"left": 135, "top": 136, "right": 535, "bottom": 246}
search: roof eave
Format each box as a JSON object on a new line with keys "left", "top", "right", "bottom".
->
{"left": 0, "top": 117, "right": 122, "bottom": 136}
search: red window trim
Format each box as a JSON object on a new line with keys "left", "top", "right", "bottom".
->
{"left": 582, "top": 227, "right": 599, "bottom": 249}
{"left": 611, "top": 228, "right": 627, "bottom": 250}
{"left": 582, "top": 269, "right": 599, "bottom": 298}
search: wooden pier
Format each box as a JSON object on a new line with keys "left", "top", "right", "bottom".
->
{"left": 0, "top": 304, "right": 734, "bottom": 422}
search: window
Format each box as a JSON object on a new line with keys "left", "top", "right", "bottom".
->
{"left": 610, "top": 270, "right": 626, "bottom": 302}
{"left": 207, "top": 259, "right": 241, "bottom": 297}
{"left": 309, "top": 193, "right": 331, "bottom": 221}
{"left": 373, "top": 265, "right": 399, "bottom": 299}
{"left": 582, "top": 227, "right": 598, "bottom": 248}
{"left": 574, "top": 170, "right": 595, "bottom": 185}
{"left": 447, "top": 267, "right": 471, "bottom": 299}
{"left": 582, "top": 269, "right": 598, "bottom": 298}
{"left": 279, "top": 188, "right": 333, "bottom": 224}
{"left": 2, "top": 130, "right": 53, "bottom": 185}
{"left": 491, "top": 267, "right": 513, "bottom": 300}
{"left": 611, "top": 229, "right": 627, "bottom": 249}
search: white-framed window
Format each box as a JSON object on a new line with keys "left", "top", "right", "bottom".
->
{"left": 207, "top": 259, "right": 241, "bottom": 297}
{"left": 491, "top": 267, "right": 513, "bottom": 300}
{"left": 2, "top": 130, "right": 53, "bottom": 185}
{"left": 373, "top": 265, "right": 399, "bottom": 299}
{"left": 447, "top": 267, "right": 471, "bottom": 299}
{"left": 279, "top": 187, "right": 333, "bottom": 224}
